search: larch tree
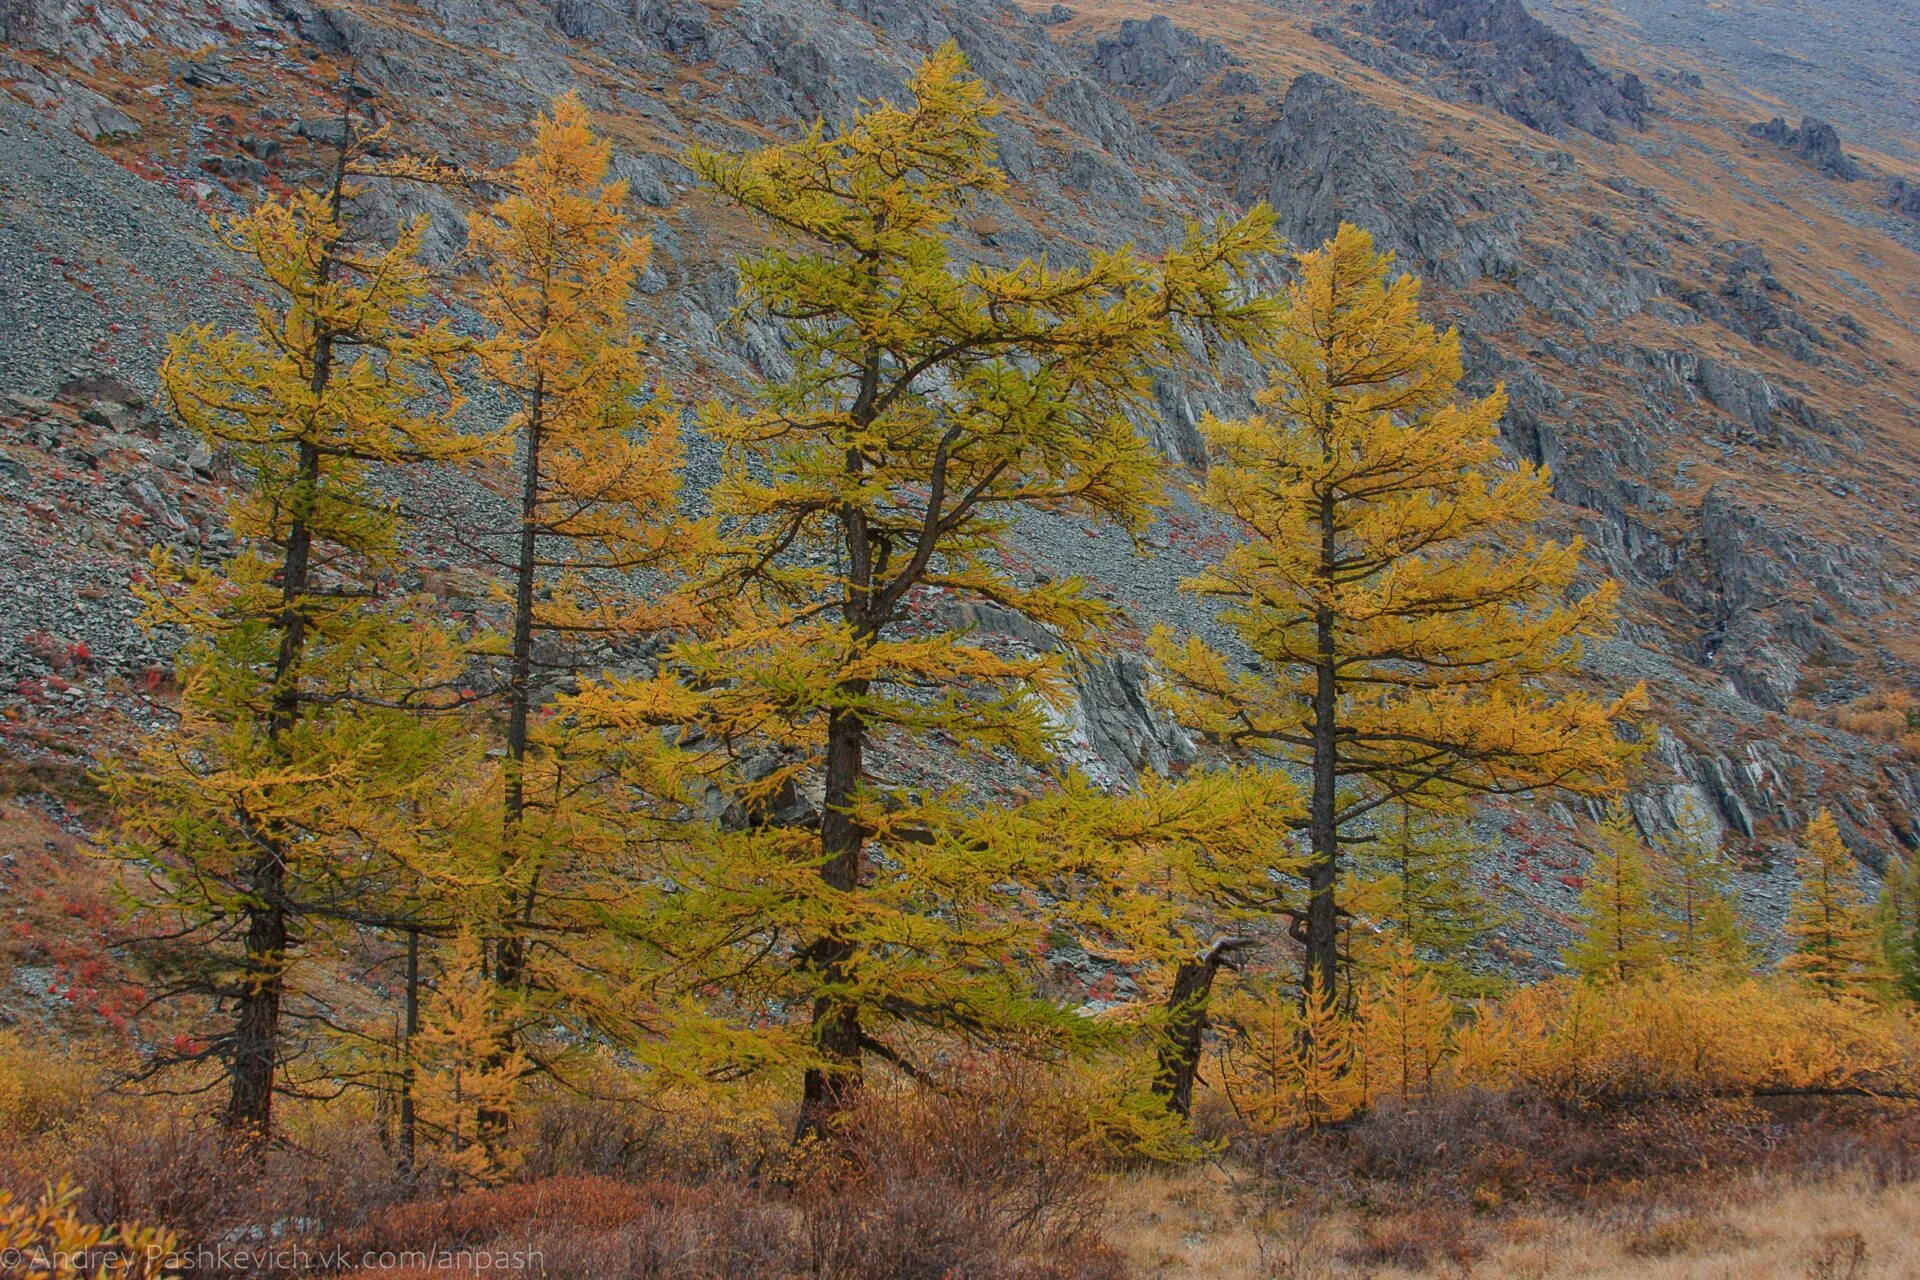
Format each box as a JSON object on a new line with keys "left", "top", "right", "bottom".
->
{"left": 412, "top": 928, "right": 528, "bottom": 1188}
{"left": 1347, "top": 803, "right": 1506, "bottom": 998}
{"left": 1782, "top": 808, "right": 1884, "bottom": 998}
{"left": 1655, "top": 796, "right": 1750, "bottom": 975}
{"left": 464, "top": 93, "right": 698, "bottom": 1026}
{"left": 1154, "top": 223, "right": 1640, "bottom": 1004}
{"left": 1880, "top": 846, "right": 1920, "bottom": 1004}
{"left": 1217, "top": 978, "right": 1363, "bottom": 1131}
{"left": 102, "top": 115, "right": 492, "bottom": 1139}
{"left": 1356, "top": 936, "right": 1454, "bottom": 1103}
{"left": 991, "top": 767, "right": 1303, "bottom": 1122}
{"left": 1564, "top": 804, "right": 1666, "bottom": 983}
{"left": 574, "top": 43, "right": 1277, "bottom": 1134}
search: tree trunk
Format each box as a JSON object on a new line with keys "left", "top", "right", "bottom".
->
{"left": 1153, "top": 936, "right": 1256, "bottom": 1120}
{"left": 498, "top": 375, "right": 544, "bottom": 991}
{"left": 797, "top": 695, "right": 868, "bottom": 1140}
{"left": 224, "top": 876, "right": 288, "bottom": 1139}
{"left": 226, "top": 432, "right": 323, "bottom": 1139}
{"left": 399, "top": 927, "right": 419, "bottom": 1179}
{"left": 1305, "top": 490, "right": 1340, "bottom": 1003}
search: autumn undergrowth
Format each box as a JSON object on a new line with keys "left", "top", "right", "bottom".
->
{"left": 3, "top": 1026, "right": 1916, "bottom": 1280}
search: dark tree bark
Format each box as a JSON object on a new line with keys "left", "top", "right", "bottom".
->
{"left": 399, "top": 927, "right": 420, "bottom": 1178}
{"left": 1304, "top": 489, "right": 1340, "bottom": 1003}
{"left": 1152, "top": 936, "right": 1257, "bottom": 1120}
{"left": 497, "top": 372, "right": 544, "bottom": 991}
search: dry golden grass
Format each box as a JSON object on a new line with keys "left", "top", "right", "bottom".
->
{"left": 1106, "top": 1163, "right": 1920, "bottom": 1279}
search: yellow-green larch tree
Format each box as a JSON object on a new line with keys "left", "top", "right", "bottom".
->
{"left": 1655, "top": 796, "right": 1750, "bottom": 975}
{"left": 1880, "top": 845, "right": 1920, "bottom": 1004}
{"left": 1154, "top": 223, "right": 1640, "bottom": 1004}
{"left": 1783, "top": 808, "right": 1884, "bottom": 998}
{"left": 464, "top": 93, "right": 700, "bottom": 1025}
{"left": 1356, "top": 936, "right": 1454, "bottom": 1103}
{"left": 991, "top": 767, "right": 1304, "bottom": 1122}
{"left": 101, "top": 114, "right": 492, "bottom": 1139}
{"left": 572, "top": 43, "right": 1278, "bottom": 1134}
{"left": 1348, "top": 803, "right": 1507, "bottom": 998}
{"left": 1565, "top": 804, "right": 1666, "bottom": 983}
{"left": 412, "top": 927, "right": 528, "bottom": 1188}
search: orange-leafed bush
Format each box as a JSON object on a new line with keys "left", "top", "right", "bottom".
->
{"left": 0, "top": 1180, "right": 175, "bottom": 1279}
{"left": 351, "top": 1177, "right": 792, "bottom": 1280}
{"left": 794, "top": 1078, "right": 1119, "bottom": 1280}
{"left": 342, "top": 1081, "right": 1120, "bottom": 1280}
{"left": 1450, "top": 974, "right": 1919, "bottom": 1104}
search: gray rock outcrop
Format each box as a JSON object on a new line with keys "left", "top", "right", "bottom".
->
{"left": 1747, "top": 116, "right": 1860, "bottom": 181}
{"left": 1320, "top": 0, "right": 1647, "bottom": 139}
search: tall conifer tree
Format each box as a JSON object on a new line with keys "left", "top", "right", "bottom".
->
{"left": 1783, "top": 808, "right": 1884, "bottom": 997}
{"left": 1655, "top": 797, "right": 1750, "bottom": 974}
{"left": 1880, "top": 846, "right": 1920, "bottom": 1004}
{"left": 465, "top": 93, "right": 699, "bottom": 1021}
{"left": 1565, "top": 804, "right": 1666, "bottom": 983}
{"left": 1348, "top": 804, "right": 1505, "bottom": 997}
{"left": 103, "top": 116, "right": 490, "bottom": 1138}
{"left": 573, "top": 44, "right": 1277, "bottom": 1133}
{"left": 1155, "top": 224, "right": 1639, "bottom": 1002}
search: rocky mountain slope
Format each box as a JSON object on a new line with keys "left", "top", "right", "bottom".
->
{"left": 3, "top": 0, "right": 1918, "bottom": 974}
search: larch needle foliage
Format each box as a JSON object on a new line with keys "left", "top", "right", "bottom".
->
{"left": 1881, "top": 842, "right": 1920, "bottom": 1003}
{"left": 1347, "top": 803, "right": 1506, "bottom": 997}
{"left": 100, "top": 117, "right": 493, "bottom": 1141}
{"left": 1154, "top": 223, "right": 1641, "bottom": 1001}
{"left": 1565, "top": 804, "right": 1667, "bottom": 983}
{"left": 573, "top": 44, "right": 1278, "bottom": 1131}
{"left": 1656, "top": 797, "right": 1751, "bottom": 976}
{"left": 1783, "top": 808, "right": 1886, "bottom": 998}
{"left": 1355, "top": 937, "right": 1455, "bottom": 1102}
{"left": 464, "top": 92, "right": 701, "bottom": 1039}
{"left": 1216, "top": 978, "right": 1364, "bottom": 1132}
{"left": 413, "top": 929, "right": 529, "bottom": 1188}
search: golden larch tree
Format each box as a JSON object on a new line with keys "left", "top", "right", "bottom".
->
{"left": 573, "top": 44, "right": 1277, "bottom": 1134}
{"left": 1783, "top": 808, "right": 1884, "bottom": 998}
{"left": 102, "top": 119, "right": 492, "bottom": 1140}
{"left": 412, "top": 928, "right": 528, "bottom": 1188}
{"left": 1656, "top": 796, "right": 1750, "bottom": 975}
{"left": 1356, "top": 936, "right": 1455, "bottom": 1102}
{"left": 1565, "top": 804, "right": 1667, "bottom": 983}
{"left": 1217, "top": 977, "right": 1364, "bottom": 1131}
{"left": 1155, "top": 223, "right": 1640, "bottom": 1002}
{"left": 464, "top": 92, "right": 700, "bottom": 1028}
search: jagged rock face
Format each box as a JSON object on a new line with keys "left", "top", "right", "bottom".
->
{"left": 1086, "top": 14, "right": 1236, "bottom": 105}
{"left": 1675, "top": 242, "right": 1827, "bottom": 363}
{"left": 1234, "top": 73, "right": 1529, "bottom": 288}
{"left": 1323, "top": 0, "right": 1646, "bottom": 139}
{"left": 1748, "top": 116, "right": 1861, "bottom": 181}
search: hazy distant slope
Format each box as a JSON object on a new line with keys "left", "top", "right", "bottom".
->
{"left": 1537, "top": 0, "right": 1920, "bottom": 162}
